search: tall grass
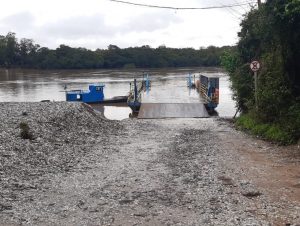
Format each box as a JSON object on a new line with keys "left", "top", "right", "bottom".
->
{"left": 236, "top": 114, "right": 294, "bottom": 145}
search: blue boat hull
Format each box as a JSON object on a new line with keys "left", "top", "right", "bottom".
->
{"left": 128, "top": 101, "right": 141, "bottom": 112}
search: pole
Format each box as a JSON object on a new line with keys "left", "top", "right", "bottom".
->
{"left": 254, "top": 71, "right": 258, "bottom": 110}
{"left": 134, "top": 79, "right": 138, "bottom": 102}
{"left": 258, "top": 0, "right": 261, "bottom": 7}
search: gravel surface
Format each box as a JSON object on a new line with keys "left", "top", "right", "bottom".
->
{"left": 0, "top": 102, "right": 299, "bottom": 225}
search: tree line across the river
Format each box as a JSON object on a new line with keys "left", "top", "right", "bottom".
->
{"left": 0, "top": 32, "right": 231, "bottom": 69}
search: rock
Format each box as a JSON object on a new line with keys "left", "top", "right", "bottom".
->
{"left": 242, "top": 190, "right": 262, "bottom": 198}
{"left": 0, "top": 203, "right": 12, "bottom": 211}
{"left": 217, "top": 175, "right": 234, "bottom": 185}
{"left": 133, "top": 212, "right": 147, "bottom": 217}
{"left": 119, "top": 199, "right": 134, "bottom": 205}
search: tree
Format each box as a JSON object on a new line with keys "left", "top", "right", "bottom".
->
{"left": 0, "top": 32, "right": 232, "bottom": 69}
{"left": 222, "top": 0, "right": 300, "bottom": 142}
{"left": 5, "top": 32, "right": 19, "bottom": 67}
{"left": 19, "top": 38, "right": 39, "bottom": 66}
{"left": 0, "top": 35, "right": 6, "bottom": 66}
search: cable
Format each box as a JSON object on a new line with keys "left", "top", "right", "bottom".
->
{"left": 215, "top": 0, "right": 243, "bottom": 20}
{"left": 232, "top": 0, "right": 248, "bottom": 12}
{"left": 109, "top": 0, "right": 256, "bottom": 10}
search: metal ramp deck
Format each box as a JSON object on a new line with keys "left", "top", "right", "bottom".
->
{"left": 137, "top": 103, "right": 209, "bottom": 119}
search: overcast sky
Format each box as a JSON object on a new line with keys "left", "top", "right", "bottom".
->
{"left": 0, "top": 0, "right": 258, "bottom": 50}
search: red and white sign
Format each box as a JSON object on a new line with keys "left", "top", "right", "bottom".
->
{"left": 250, "top": 61, "right": 260, "bottom": 72}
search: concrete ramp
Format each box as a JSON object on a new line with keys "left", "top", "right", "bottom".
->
{"left": 138, "top": 103, "right": 209, "bottom": 119}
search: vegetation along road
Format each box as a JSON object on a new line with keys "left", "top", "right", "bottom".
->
{"left": 0, "top": 102, "right": 299, "bottom": 225}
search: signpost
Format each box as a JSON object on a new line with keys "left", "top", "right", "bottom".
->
{"left": 250, "top": 61, "right": 261, "bottom": 109}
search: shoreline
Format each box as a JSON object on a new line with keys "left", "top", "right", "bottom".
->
{"left": 0, "top": 102, "right": 299, "bottom": 225}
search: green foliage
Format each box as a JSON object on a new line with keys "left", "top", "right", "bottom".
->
{"left": 0, "top": 33, "right": 233, "bottom": 69}
{"left": 19, "top": 122, "right": 33, "bottom": 140}
{"left": 222, "top": 0, "right": 300, "bottom": 143}
{"left": 221, "top": 48, "right": 238, "bottom": 74}
{"left": 123, "top": 63, "right": 136, "bottom": 69}
{"left": 284, "top": 103, "right": 300, "bottom": 140}
{"left": 236, "top": 114, "right": 294, "bottom": 144}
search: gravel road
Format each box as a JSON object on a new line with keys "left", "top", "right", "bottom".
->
{"left": 0, "top": 102, "right": 299, "bottom": 225}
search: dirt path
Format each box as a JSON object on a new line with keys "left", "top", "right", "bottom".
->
{"left": 217, "top": 119, "right": 300, "bottom": 225}
{"left": 1, "top": 105, "right": 299, "bottom": 225}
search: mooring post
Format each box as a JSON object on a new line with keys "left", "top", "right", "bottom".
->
{"left": 146, "top": 74, "right": 149, "bottom": 88}
{"left": 134, "top": 79, "right": 138, "bottom": 102}
{"left": 188, "top": 73, "right": 192, "bottom": 88}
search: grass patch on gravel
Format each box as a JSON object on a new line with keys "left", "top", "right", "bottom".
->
{"left": 19, "top": 122, "right": 34, "bottom": 140}
{"left": 235, "top": 114, "right": 294, "bottom": 145}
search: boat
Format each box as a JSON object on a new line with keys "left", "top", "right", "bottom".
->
{"left": 66, "top": 84, "right": 128, "bottom": 104}
{"left": 196, "top": 75, "right": 219, "bottom": 112}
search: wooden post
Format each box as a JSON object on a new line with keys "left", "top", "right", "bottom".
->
{"left": 250, "top": 60, "right": 260, "bottom": 110}
{"left": 254, "top": 71, "right": 258, "bottom": 110}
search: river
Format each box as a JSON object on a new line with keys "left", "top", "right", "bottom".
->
{"left": 0, "top": 68, "right": 236, "bottom": 120}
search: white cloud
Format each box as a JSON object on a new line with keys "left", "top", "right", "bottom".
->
{"left": 0, "top": 11, "right": 35, "bottom": 36}
{"left": 40, "top": 14, "right": 113, "bottom": 38}
{"left": 0, "top": 0, "right": 258, "bottom": 49}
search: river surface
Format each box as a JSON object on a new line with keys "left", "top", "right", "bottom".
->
{"left": 0, "top": 68, "right": 236, "bottom": 120}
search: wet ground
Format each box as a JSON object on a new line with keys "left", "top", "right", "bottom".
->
{"left": 0, "top": 103, "right": 299, "bottom": 225}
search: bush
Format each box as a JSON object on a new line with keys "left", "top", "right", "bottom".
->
{"left": 123, "top": 63, "right": 136, "bottom": 69}
{"left": 19, "top": 122, "right": 33, "bottom": 140}
{"left": 236, "top": 114, "right": 294, "bottom": 145}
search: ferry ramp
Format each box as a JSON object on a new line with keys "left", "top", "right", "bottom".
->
{"left": 137, "top": 78, "right": 209, "bottom": 119}
{"left": 138, "top": 103, "right": 209, "bottom": 119}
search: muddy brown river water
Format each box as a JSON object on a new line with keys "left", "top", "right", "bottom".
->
{"left": 0, "top": 68, "right": 235, "bottom": 120}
